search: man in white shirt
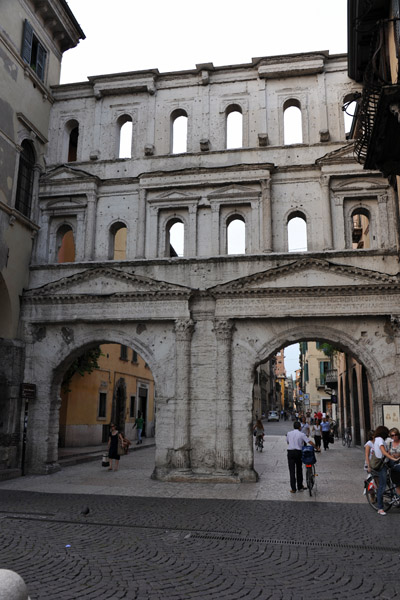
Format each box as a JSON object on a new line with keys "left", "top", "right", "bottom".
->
{"left": 286, "top": 421, "right": 315, "bottom": 493}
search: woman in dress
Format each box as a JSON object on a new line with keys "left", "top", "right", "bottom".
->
{"left": 107, "top": 423, "right": 124, "bottom": 471}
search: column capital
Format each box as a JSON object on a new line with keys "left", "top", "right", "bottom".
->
{"left": 319, "top": 174, "right": 330, "bottom": 188}
{"left": 213, "top": 319, "right": 234, "bottom": 341}
{"left": 175, "top": 318, "right": 195, "bottom": 341}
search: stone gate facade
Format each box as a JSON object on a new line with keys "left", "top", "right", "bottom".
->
{"left": 21, "top": 51, "right": 400, "bottom": 480}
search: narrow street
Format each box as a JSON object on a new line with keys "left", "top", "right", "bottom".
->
{"left": 0, "top": 424, "right": 398, "bottom": 599}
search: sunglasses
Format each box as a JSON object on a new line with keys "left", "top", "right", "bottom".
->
{"left": 390, "top": 433, "right": 398, "bottom": 437}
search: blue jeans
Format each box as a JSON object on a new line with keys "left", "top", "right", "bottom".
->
{"left": 377, "top": 465, "right": 387, "bottom": 509}
{"left": 137, "top": 428, "right": 142, "bottom": 442}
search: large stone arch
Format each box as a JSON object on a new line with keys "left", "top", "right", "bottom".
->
{"left": 23, "top": 322, "right": 176, "bottom": 474}
{"left": 229, "top": 315, "right": 396, "bottom": 480}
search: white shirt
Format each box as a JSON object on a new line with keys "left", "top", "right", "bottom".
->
{"left": 287, "top": 429, "right": 310, "bottom": 450}
{"left": 373, "top": 436, "right": 387, "bottom": 459}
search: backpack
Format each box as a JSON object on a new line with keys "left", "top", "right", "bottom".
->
{"left": 301, "top": 445, "right": 316, "bottom": 465}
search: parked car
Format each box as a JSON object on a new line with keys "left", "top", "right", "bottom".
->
{"left": 267, "top": 410, "right": 279, "bottom": 422}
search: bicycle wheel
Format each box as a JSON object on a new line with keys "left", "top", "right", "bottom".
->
{"left": 365, "top": 477, "right": 392, "bottom": 512}
{"left": 347, "top": 434, "right": 352, "bottom": 448}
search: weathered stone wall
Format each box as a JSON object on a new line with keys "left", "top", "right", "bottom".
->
{"left": 19, "top": 50, "right": 400, "bottom": 480}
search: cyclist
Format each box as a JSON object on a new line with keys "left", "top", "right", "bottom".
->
{"left": 286, "top": 421, "right": 315, "bottom": 493}
{"left": 253, "top": 419, "right": 264, "bottom": 448}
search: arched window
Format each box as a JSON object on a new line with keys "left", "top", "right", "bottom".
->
{"left": 166, "top": 219, "right": 184, "bottom": 257}
{"left": 15, "top": 140, "right": 35, "bottom": 217}
{"left": 226, "top": 104, "right": 243, "bottom": 149}
{"left": 66, "top": 120, "right": 79, "bottom": 162}
{"left": 110, "top": 222, "right": 127, "bottom": 260}
{"left": 117, "top": 115, "right": 133, "bottom": 158}
{"left": 351, "top": 209, "right": 370, "bottom": 249}
{"left": 171, "top": 110, "right": 188, "bottom": 154}
{"left": 288, "top": 213, "right": 307, "bottom": 252}
{"left": 283, "top": 100, "right": 303, "bottom": 145}
{"left": 57, "top": 225, "right": 75, "bottom": 263}
{"left": 227, "top": 216, "right": 245, "bottom": 254}
{"left": 343, "top": 94, "right": 358, "bottom": 138}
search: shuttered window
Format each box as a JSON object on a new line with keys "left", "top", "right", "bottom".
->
{"left": 21, "top": 20, "right": 47, "bottom": 82}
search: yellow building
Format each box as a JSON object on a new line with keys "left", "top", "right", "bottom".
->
{"left": 59, "top": 344, "right": 155, "bottom": 448}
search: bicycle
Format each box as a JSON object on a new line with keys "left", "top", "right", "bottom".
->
{"left": 365, "top": 466, "right": 400, "bottom": 512}
{"left": 255, "top": 435, "right": 264, "bottom": 452}
{"left": 301, "top": 445, "right": 317, "bottom": 496}
{"left": 342, "top": 427, "right": 352, "bottom": 447}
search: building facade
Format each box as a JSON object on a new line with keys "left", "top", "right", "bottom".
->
{"left": 0, "top": 0, "right": 84, "bottom": 474}
{"left": 6, "top": 44, "right": 400, "bottom": 482}
{"left": 59, "top": 343, "right": 155, "bottom": 447}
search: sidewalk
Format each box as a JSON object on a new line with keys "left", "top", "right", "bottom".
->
{"left": 0, "top": 434, "right": 367, "bottom": 504}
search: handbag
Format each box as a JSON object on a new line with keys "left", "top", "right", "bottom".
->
{"left": 101, "top": 453, "right": 110, "bottom": 467}
{"left": 117, "top": 440, "right": 125, "bottom": 455}
{"left": 369, "top": 454, "right": 384, "bottom": 471}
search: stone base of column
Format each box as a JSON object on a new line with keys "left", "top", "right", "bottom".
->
{"left": 151, "top": 466, "right": 258, "bottom": 483}
{"left": 27, "top": 461, "right": 61, "bottom": 475}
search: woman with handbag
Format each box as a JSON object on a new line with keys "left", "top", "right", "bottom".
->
{"left": 107, "top": 423, "right": 124, "bottom": 471}
{"left": 372, "top": 425, "right": 400, "bottom": 515}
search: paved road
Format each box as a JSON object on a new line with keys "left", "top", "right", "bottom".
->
{"left": 0, "top": 425, "right": 398, "bottom": 600}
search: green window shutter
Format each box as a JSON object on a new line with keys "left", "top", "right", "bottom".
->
{"left": 21, "top": 19, "right": 33, "bottom": 64}
{"left": 36, "top": 43, "right": 46, "bottom": 81}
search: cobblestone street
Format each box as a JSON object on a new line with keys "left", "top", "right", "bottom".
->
{"left": 0, "top": 432, "right": 398, "bottom": 599}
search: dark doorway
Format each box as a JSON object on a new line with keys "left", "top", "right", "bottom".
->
{"left": 138, "top": 387, "right": 148, "bottom": 436}
{"left": 114, "top": 379, "right": 126, "bottom": 433}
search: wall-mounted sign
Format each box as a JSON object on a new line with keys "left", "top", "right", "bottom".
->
{"left": 383, "top": 405, "right": 400, "bottom": 429}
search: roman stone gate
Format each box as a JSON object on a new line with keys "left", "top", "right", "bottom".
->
{"left": 21, "top": 51, "right": 400, "bottom": 479}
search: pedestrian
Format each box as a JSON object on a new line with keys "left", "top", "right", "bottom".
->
{"left": 312, "top": 419, "right": 322, "bottom": 452}
{"left": 372, "top": 425, "right": 400, "bottom": 515}
{"left": 107, "top": 423, "right": 124, "bottom": 471}
{"left": 321, "top": 416, "right": 331, "bottom": 450}
{"left": 387, "top": 427, "right": 400, "bottom": 495}
{"left": 300, "top": 416, "right": 310, "bottom": 437}
{"left": 317, "top": 410, "right": 323, "bottom": 421}
{"left": 133, "top": 410, "right": 144, "bottom": 444}
{"left": 286, "top": 421, "right": 315, "bottom": 493}
{"left": 364, "top": 430, "right": 375, "bottom": 473}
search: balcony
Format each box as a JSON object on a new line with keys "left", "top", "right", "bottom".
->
{"left": 325, "top": 369, "right": 338, "bottom": 384}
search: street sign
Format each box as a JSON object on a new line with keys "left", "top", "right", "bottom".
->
{"left": 21, "top": 383, "right": 36, "bottom": 400}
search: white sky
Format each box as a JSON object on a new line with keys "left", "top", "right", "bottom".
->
{"left": 61, "top": 0, "right": 348, "bottom": 377}
{"left": 61, "top": 0, "right": 348, "bottom": 84}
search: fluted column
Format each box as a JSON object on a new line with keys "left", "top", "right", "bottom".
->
{"left": 320, "top": 175, "right": 333, "bottom": 250}
{"left": 213, "top": 319, "right": 234, "bottom": 472}
{"left": 261, "top": 179, "right": 272, "bottom": 252}
{"left": 173, "top": 318, "right": 195, "bottom": 470}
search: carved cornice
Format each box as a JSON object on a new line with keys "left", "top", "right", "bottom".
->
{"left": 208, "top": 258, "right": 398, "bottom": 295}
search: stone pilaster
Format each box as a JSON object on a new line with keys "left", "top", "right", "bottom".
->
{"left": 84, "top": 192, "right": 97, "bottom": 260}
{"left": 320, "top": 175, "right": 333, "bottom": 250}
{"left": 136, "top": 188, "right": 146, "bottom": 258}
{"left": 173, "top": 318, "right": 195, "bottom": 470}
{"left": 213, "top": 319, "right": 234, "bottom": 472}
{"left": 261, "top": 179, "right": 272, "bottom": 252}
{"left": 378, "top": 193, "right": 389, "bottom": 249}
